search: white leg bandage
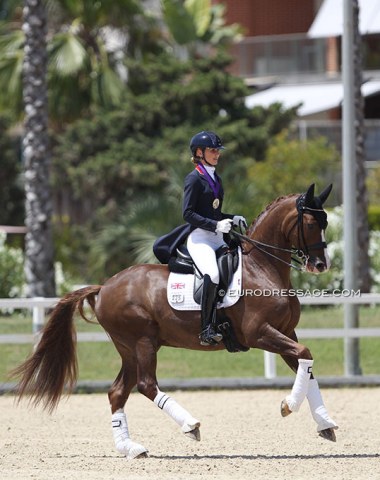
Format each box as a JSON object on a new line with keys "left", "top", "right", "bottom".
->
{"left": 111, "top": 409, "right": 148, "bottom": 459}
{"left": 307, "top": 378, "right": 338, "bottom": 432}
{"left": 154, "top": 389, "right": 200, "bottom": 433}
{"left": 286, "top": 359, "right": 314, "bottom": 412}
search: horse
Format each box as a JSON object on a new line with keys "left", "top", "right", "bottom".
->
{"left": 11, "top": 183, "right": 338, "bottom": 459}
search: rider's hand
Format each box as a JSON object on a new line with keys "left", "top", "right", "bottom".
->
{"left": 216, "top": 219, "right": 233, "bottom": 233}
{"left": 233, "top": 215, "right": 248, "bottom": 229}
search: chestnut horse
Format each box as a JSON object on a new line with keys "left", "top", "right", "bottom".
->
{"left": 11, "top": 183, "right": 338, "bottom": 459}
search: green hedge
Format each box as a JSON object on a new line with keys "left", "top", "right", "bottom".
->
{"left": 369, "top": 205, "right": 380, "bottom": 231}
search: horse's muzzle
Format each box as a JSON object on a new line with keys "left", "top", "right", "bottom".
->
{"left": 306, "top": 257, "right": 330, "bottom": 274}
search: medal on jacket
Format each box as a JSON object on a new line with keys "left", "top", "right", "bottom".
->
{"left": 196, "top": 163, "right": 221, "bottom": 210}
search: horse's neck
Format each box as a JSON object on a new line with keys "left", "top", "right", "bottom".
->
{"left": 244, "top": 196, "right": 295, "bottom": 279}
{"left": 249, "top": 196, "right": 295, "bottom": 246}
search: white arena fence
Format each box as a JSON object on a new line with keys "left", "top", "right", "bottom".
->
{"left": 1, "top": 294, "right": 380, "bottom": 380}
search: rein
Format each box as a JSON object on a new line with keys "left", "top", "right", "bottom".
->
{"left": 231, "top": 199, "right": 328, "bottom": 272}
{"left": 231, "top": 230, "right": 307, "bottom": 272}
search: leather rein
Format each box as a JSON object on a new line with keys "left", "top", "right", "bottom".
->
{"left": 231, "top": 200, "right": 328, "bottom": 272}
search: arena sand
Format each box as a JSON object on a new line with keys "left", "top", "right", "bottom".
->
{"left": 1, "top": 388, "right": 380, "bottom": 479}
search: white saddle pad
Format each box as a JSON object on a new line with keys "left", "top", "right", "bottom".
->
{"left": 167, "top": 248, "right": 242, "bottom": 311}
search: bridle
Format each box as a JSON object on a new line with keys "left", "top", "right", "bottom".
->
{"left": 231, "top": 195, "right": 328, "bottom": 272}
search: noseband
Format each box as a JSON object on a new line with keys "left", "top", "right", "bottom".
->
{"left": 231, "top": 194, "right": 328, "bottom": 272}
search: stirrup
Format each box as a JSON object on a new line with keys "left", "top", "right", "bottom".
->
{"left": 199, "top": 326, "right": 223, "bottom": 346}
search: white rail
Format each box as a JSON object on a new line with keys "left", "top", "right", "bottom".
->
{"left": 1, "top": 294, "right": 380, "bottom": 379}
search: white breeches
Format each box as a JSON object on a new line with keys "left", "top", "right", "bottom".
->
{"left": 187, "top": 228, "right": 226, "bottom": 284}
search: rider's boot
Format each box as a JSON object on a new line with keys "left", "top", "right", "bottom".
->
{"left": 199, "top": 274, "right": 223, "bottom": 346}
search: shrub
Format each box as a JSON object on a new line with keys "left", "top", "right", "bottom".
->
{"left": 0, "top": 232, "right": 25, "bottom": 298}
{"left": 368, "top": 205, "right": 380, "bottom": 231}
{"left": 0, "top": 232, "right": 75, "bottom": 299}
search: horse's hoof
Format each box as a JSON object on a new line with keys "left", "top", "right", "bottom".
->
{"left": 134, "top": 451, "right": 149, "bottom": 459}
{"left": 126, "top": 445, "right": 149, "bottom": 459}
{"left": 280, "top": 399, "right": 292, "bottom": 417}
{"left": 184, "top": 427, "right": 201, "bottom": 441}
{"left": 319, "top": 428, "right": 337, "bottom": 442}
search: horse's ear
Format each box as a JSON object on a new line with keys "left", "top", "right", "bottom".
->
{"left": 318, "top": 184, "right": 333, "bottom": 205}
{"left": 304, "top": 183, "right": 315, "bottom": 206}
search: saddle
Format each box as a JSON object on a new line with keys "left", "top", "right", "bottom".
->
{"left": 167, "top": 242, "right": 248, "bottom": 353}
{"left": 168, "top": 244, "right": 240, "bottom": 305}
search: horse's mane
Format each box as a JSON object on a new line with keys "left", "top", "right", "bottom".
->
{"left": 247, "top": 193, "right": 298, "bottom": 235}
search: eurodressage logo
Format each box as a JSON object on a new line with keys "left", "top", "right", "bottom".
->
{"left": 226, "top": 288, "right": 362, "bottom": 298}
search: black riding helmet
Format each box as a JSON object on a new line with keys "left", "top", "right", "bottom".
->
{"left": 189, "top": 131, "right": 225, "bottom": 157}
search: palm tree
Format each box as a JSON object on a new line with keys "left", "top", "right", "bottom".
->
{"left": 0, "top": 0, "right": 159, "bottom": 123}
{"left": 161, "top": 0, "right": 243, "bottom": 59}
{"left": 22, "top": 0, "right": 55, "bottom": 297}
{"left": 1, "top": 0, "right": 162, "bottom": 297}
{"left": 353, "top": 0, "right": 370, "bottom": 293}
{"left": 343, "top": 0, "right": 371, "bottom": 375}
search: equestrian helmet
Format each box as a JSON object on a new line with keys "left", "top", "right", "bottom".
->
{"left": 190, "top": 131, "right": 225, "bottom": 156}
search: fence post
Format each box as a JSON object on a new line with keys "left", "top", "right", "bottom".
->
{"left": 32, "top": 298, "right": 46, "bottom": 346}
{"left": 264, "top": 351, "right": 277, "bottom": 379}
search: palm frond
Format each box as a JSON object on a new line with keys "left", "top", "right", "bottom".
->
{"left": 96, "top": 64, "right": 125, "bottom": 106}
{"left": 0, "top": 29, "right": 23, "bottom": 113}
{"left": 128, "top": 230, "right": 160, "bottom": 265}
{"left": 49, "top": 30, "right": 87, "bottom": 76}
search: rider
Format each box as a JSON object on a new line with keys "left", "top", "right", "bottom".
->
{"left": 184, "top": 131, "right": 247, "bottom": 346}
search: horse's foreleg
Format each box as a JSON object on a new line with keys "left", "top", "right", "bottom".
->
{"left": 307, "top": 378, "right": 338, "bottom": 441}
{"left": 283, "top": 358, "right": 314, "bottom": 413}
{"left": 109, "top": 358, "right": 148, "bottom": 459}
{"left": 280, "top": 352, "right": 338, "bottom": 441}
{"left": 136, "top": 336, "right": 201, "bottom": 441}
{"left": 255, "top": 325, "right": 313, "bottom": 415}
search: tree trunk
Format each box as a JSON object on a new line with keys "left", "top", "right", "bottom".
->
{"left": 353, "top": 0, "right": 371, "bottom": 294}
{"left": 23, "top": 0, "right": 55, "bottom": 297}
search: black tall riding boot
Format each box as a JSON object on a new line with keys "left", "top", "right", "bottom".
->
{"left": 199, "top": 274, "right": 223, "bottom": 346}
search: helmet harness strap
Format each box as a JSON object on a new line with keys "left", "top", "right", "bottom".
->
{"left": 195, "top": 147, "right": 214, "bottom": 167}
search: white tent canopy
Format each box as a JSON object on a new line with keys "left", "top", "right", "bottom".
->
{"left": 245, "top": 80, "right": 380, "bottom": 116}
{"left": 309, "top": 0, "right": 380, "bottom": 37}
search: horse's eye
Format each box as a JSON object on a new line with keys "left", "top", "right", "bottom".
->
{"left": 307, "top": 223, "right": 315, "bottom": 230}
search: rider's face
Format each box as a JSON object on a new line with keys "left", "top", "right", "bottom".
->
{"left": 199, "top": 147, "right": 221, "bottom": 166}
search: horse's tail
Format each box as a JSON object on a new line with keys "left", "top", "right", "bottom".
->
{"left": 10, "top": 285, "right": 102, "bottom": 412}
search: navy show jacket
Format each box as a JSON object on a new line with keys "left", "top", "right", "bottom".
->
{"left": 153, "top": 165, "right": 233, "bottom": 264}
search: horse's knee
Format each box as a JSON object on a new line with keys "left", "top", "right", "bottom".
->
{"left": 298, "top": 344, "right": 312, "bottom": 360}
{"left": 137, "top": 379, "right": 157, "bottom": 401}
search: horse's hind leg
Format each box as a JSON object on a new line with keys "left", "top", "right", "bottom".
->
{"left": 136, "top": 336, "right": 201, "bottom": 441}
{"left": 109, "top": 358, "right": 148, "bottom": 459}
{"left": 280, "top": 351, "right": 338, "bottom": 442}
